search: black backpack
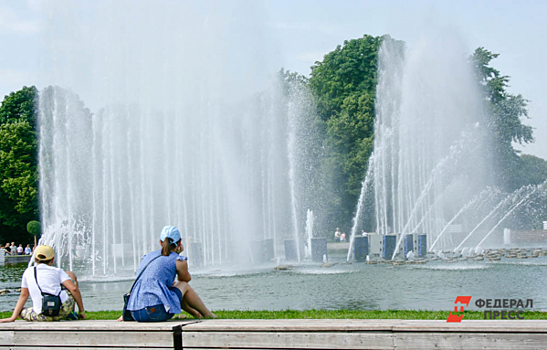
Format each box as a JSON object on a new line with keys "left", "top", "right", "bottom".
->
{"left": 34, "top": 267, "right": 62, "bottom": 317}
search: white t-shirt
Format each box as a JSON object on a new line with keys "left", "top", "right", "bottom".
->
{"left": 21, "top": 264, "right": 71, "bottom": 314}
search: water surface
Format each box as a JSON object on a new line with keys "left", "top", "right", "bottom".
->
{"left": 1, "top": 256, "right": 545, "bottom": 312}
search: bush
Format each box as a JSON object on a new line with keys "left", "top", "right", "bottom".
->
{"left": 27, "top": 220, "right": 41, "bottom": 236}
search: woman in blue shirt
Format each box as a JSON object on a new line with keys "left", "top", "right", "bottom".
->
{"left": 124, "top": 226, "right": 215, "bottom": 321}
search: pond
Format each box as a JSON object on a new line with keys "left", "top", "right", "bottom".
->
{"left": 1, "top": 253, "right": 546, "bottom": 312}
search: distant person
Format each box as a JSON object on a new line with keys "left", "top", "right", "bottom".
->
{"left": 24, "top": 245, "right": 32, "bottom": 255}
{"left": 10, "top": 242, "right": 16, "bottom": 255}
{"left": 340, "top": 232, "right": 347, "bottom": 242}
{"left": 120, "top": 226, "right": 216, "bottom": 322}
{"left": 0, "top": 245, "right": 86, "bottom": 323}
{"left": 16, "top": 244, "right": 23, "bottom": 255}
{"left": 3, "top": 243, "right": 9, "bottom": 255}
{"left": 361, "top": 230, "right": 368, "bottom": 237}
{"left": 334, "top": 228, "right": 341, "bottom": 242}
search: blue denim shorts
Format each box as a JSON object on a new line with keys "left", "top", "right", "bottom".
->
{"left": 131, "top": 304, "right": 173, "bottom": 322}
{"left": 130, "top": 287, "right": 183, "bottom": 322}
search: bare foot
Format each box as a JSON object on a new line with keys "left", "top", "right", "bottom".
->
{"left": 117, "top": 315, "right": 123, "bottom": 322}
{"left": 203, "top": 312, "right": 217, "bottom": 319}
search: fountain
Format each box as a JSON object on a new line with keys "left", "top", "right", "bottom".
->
{"left": 475, "top": 180, "right": 547, "bottom": 248}
{"left": 36, "top": 3, "right": 320, "bottom": 276}
{"left": 346, "top": 155, "right": 374, "bottom": 262}
{"left": 343, "top": 34, "right": 547, "bottom": 261}
{"left": 304, "top": 209, "right": 314, "bottom": 259}
{"left": 35, "top": 3, "right": 546, "bottom": 273}
{"left": 347, "top": 33, "right": 546, "bottom": 260}
{"left": 429, "top": 187, "right": 502, "bottom": 251}
{"left": 372, "top": 34, "right": 489, "bottom": 256}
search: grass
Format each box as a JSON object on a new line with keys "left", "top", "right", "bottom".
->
{"left": 1, "top": 309, "right": 546, "bottom": 320}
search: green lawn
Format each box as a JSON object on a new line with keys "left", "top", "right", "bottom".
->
{"left": 1, "top": 309, "right": 546, "bottom": 320}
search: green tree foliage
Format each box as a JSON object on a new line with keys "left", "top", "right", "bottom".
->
{"left": 516, "top": 154, "right": 547, "bottom": 188}
{"left": 310, "top": 35, "right": 382, "bottom": 122}
{"left": 507, "top": 155, "right": 547, "bottom": 230}
{"left": 308, "top": 35, "right": 383, "bottom": 228}
{"left": 471, "top": 48, "right": 535, "bottom": 190}
{"left": 0, "top": 121, "right": 38, "bottom": 215}
{"left": 0, "top": 87, "right": 39, "bottom": 244}
{"left": 0, "top": 86, "right": 38, "bottom": 128}
{"left": 27, "top": 220, "right": 41, "bottom": 236}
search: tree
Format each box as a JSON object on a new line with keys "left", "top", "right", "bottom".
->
{"left": 0, "top": 86, "right": 38, "bottom": 127}
{"left": 507, "top": 154, "right": 547, "bottom": 230}
{"left": 0, "top": 87, "right": 39, "bottom": 244}
{"left": 516, "top": 154, "right": 547, "bottom": 188}
{"left": 308, "top": 34, "right": 384, "bottom": 228}
{"left": 310, "top": 35, "right": 382, "bottom": 122}
{"left": 27, "top": 220, "right": 41, "bottom": 246}
{"left": 471, "top": 48, "right": 534, "bottom": 190}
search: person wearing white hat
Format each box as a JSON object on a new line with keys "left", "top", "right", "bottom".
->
{"left": 121, "top": 225, "right": 215, "bottom": 322}
{"left": 0, "top": 245, "right": 86, "bottom": 322}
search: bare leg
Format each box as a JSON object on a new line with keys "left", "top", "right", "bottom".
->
{"left": 65, "top": 271, "right": 79, "bottom": 312}
{"left": 173, "top": 281, "right": 216, "bottom": 318}
{"left": 181, "top": 298, "right": 202, "bottom": 319}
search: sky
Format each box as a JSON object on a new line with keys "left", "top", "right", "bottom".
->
{"left": 0, "top": 0, "right": 545, "bottom": 158}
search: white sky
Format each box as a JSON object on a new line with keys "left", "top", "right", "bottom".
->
{"left": 1, "top": 0, "right": 545, "bottom": 158}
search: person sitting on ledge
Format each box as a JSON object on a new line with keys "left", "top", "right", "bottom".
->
{"left": 0, "top": 245, "right": 86, "bottom": 323}
{"left": 120, "top": 225, "right": 216, "bottom": 322}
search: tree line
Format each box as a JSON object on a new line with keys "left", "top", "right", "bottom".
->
{"left": 0, "top": 86, "right": 39, "bottom": 244}
{"left": 281, "top": 35, "right": 547, "bottom": 234}
{"left": 1, "top": 34, "right": 546, "bottom": 243}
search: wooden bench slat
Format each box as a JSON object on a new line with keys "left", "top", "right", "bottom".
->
{"left": 393, "top": 320, "right": 547, "bottom": 332}
{"left": 0, "top": 347, "right": 159, "bottom": 350}
{"left": 3, "top": 319, "right": 547, "bottom": 349}
{"left": 11, "top": 331, "right": 172, "bottom": 347}
{"left": 0, "top": 331, "right": 14, "bottom": 346}
{"left": 181, "top": 319, "right": 399, "bottom": 332}
{"left": 183, "top": 331, "right": 394, "bottom": 349}
{"left": 0, "top": 320, "right": 194, "bottom": 331}
{"left": 394, "top": 332, "right": 547, "bottom": 350}
{"left": 181, "top": 319, "right": 547, "bottom": 333}
{"left": 183, "top": 348, "right": 291, "bottom": 350}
